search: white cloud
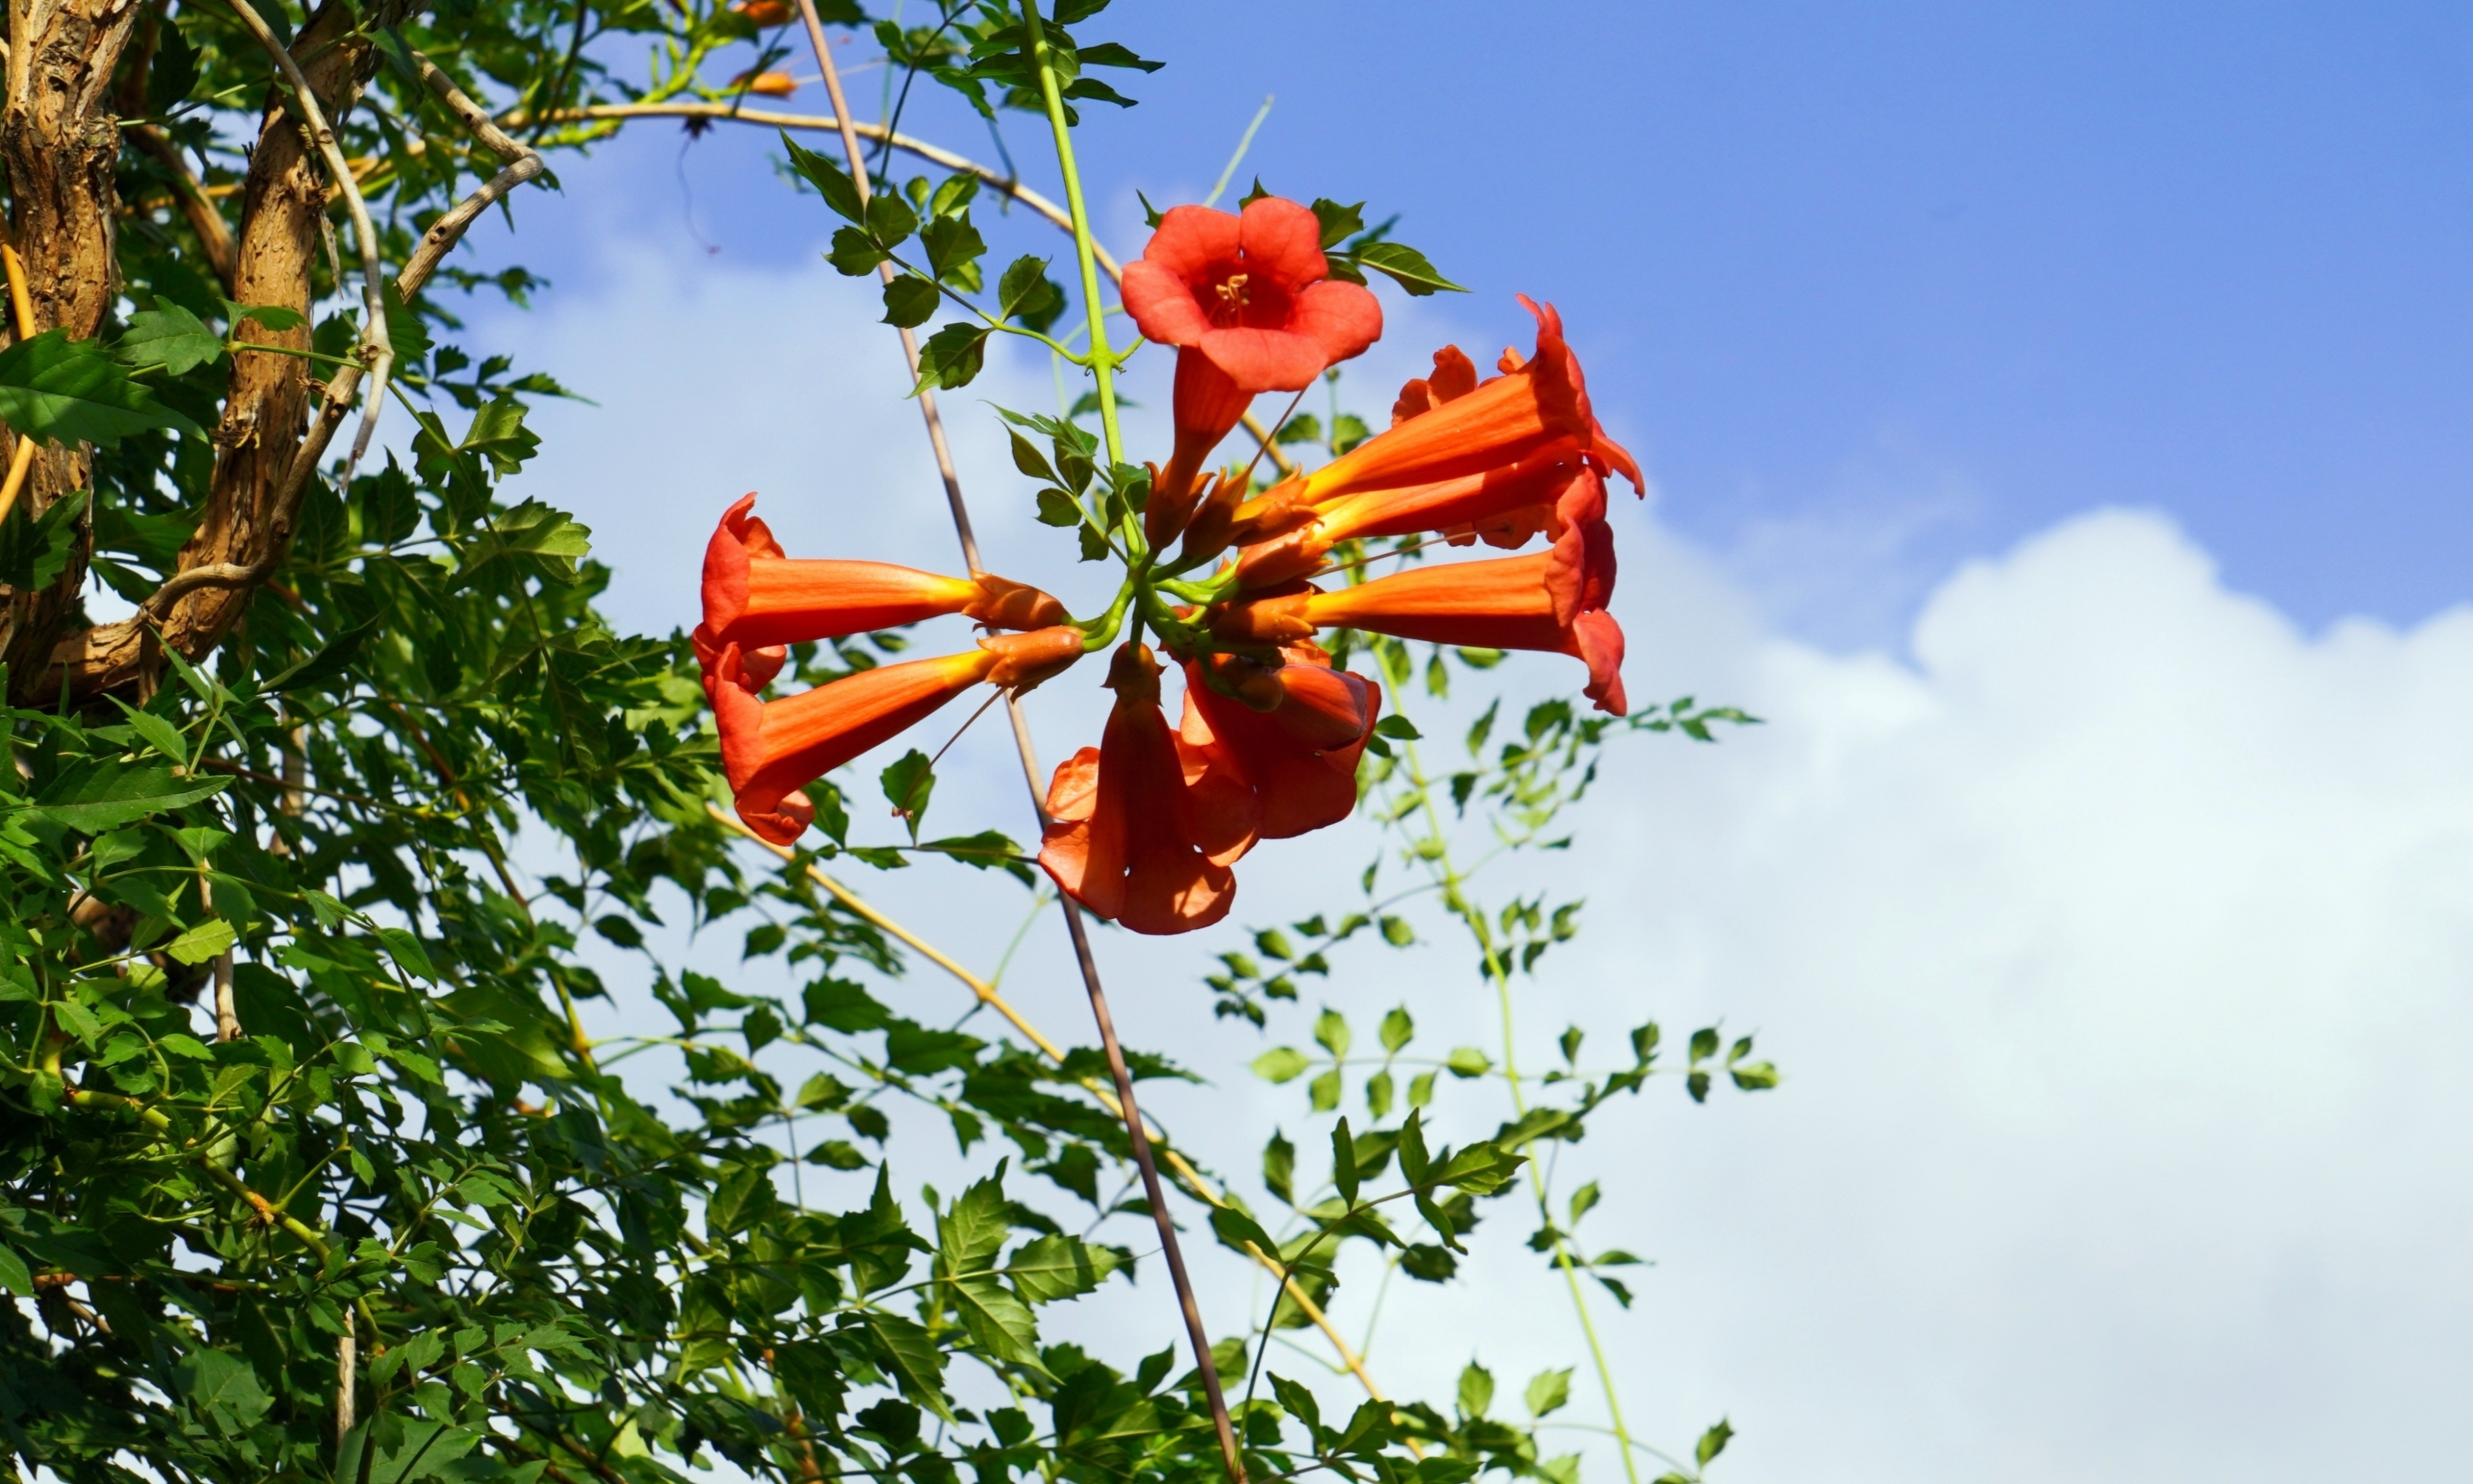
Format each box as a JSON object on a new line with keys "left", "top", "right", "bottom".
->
{"left": 477, "top": 244, "right": 2473, "bottom": 1483}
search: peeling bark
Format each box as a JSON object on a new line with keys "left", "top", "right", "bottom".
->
{"left": 0, "top": 0, "right": 145, "bottom": 698}
{"left": 38, "top": 0, "right": 420, "bottom": 701}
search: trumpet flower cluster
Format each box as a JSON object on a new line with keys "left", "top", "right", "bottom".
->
{"left": 695, "top": 194, "right": 1642, "bottom": 934}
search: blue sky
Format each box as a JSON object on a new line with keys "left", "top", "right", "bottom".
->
{"left": 466, "top": 1, "right": 2473, "bottom": 644}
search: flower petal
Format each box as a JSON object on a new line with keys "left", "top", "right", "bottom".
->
{"left": 1288, "top": 279, "right": 1382, "bottom": 368}
{"left": 1237, "top": 196, "right": 1331, "bottom": 291}
{"left": 1122, "top": 258, "right": 1211, "bottom": 348}
{"left": 1571, "top": 609, "right": 1628, "bottom": 716}
{"left": 1199, "top": 326, "right": 1335, "bottom": 394}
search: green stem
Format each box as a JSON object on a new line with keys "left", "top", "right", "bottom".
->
{"left": 1400, "top": 737, "right": 1644, "bottom": 1484}
{"left": 1018, "top": 0, "right": 1126, "bottom": 470}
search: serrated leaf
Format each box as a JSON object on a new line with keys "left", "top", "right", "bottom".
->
{"left": 23, "top": 758, "right": 227, "bottom": 832}
{"left": 1523, "top": 1367, "right": 1572, "bottom": 1418}
{"left": 782, "top": 134, "right": 866, "bottom": 222}
{"left": 107, "top": 696, "right": 188, "bottom": 767}
{"left": 1697, "top": 1418, "right": 1734, "bottom": 1466}
{"left": 950, "top": 1276, "right": 1047, "bottom": 1371}
{"left": 937, "top": 1172, "right": 1011, "bottom": 1274}
{"left": 865, "top": 1314, "right": 956, "bottom": 1421}
{"left": 1004, "top": 1235, "right": 1126, "bottom": 1303}
{"left": 0, "top": 330, "right": 203, "bottom": 446}
{"left": 881, "top": 275, "right": 940, "bottom": 328}
{"left": 113, "top": 297, "right": 224, "bottom": 375}
{"left": 166, "top": 919, "right": 234, "bottom": 966}
{"left": 1457, "top": 1362, "right": 1493, "bottom": 1419}
{"left": 913, "top": 322, "right": 990, "bottom": 392}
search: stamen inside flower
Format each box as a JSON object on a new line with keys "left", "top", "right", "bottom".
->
{"left": 1213, "top": 273, "right": 1251, "bottom": 313}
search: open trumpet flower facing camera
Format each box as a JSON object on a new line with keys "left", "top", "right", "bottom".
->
{"left": 697, "top": 195, "right": 1641, "bottom": 935}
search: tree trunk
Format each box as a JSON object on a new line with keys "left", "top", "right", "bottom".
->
{"left": 34, "top": 0, "right": 421, "bottom": 702}
{"left": 0, "top": 0, "right": 145, "bottom": 698}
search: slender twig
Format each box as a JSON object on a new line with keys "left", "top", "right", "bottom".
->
{"left": 1202, "top": 96, "right": 1275, "bottom": 210}
{"left": 396, "top": 46, "right": 548, "bottom": 296}
{"left": 794, "top": 0, "right": 981, "bottom": 569}
{"left": 1399, "top": 737, "right": 1642, "bottom": 1484}
{"left": 220, "top": 0, "right": 393, "bottom": 493}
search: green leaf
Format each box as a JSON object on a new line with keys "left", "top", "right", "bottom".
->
{"left": 913, "top": 322, "right": 991, "bottom": 392}
{"left": 1380, "top": 914, "right": 1414, "bottom": 947}
{"left": 1689, "top": 1026, "right": 1720, "bottom": 1065}
{"left": 997, "top": 254, "right": 1065, "bottom": 332}
{"left": 1004, "top": 1234, "right": 1126, "bottom": 1302}
{"left": 0, "top": 487, "right": 89, "bottom": 591}
{"left": 782, "top": 134, "right": 866, "bottom": 222}
{"left": 1330, "top": 1116, "right": 1359, "bottom": 1205}
{"left": 1379, "top": 1005, "right": 1413, "bottom": 1053}
{"left": 1207, "top": 1202, "right": 1277, "bottom": 1257}
{"left": 1374, "top": 715, "right": 1421, "bottom": 740}
{"left": 1311, "top": 198, "right": 1367, "bottom": 249}
{"left": 881, "top": 275, "right": 940, "bottom": 328}
{"left": 144, "top": 19, "right": 199, "bottom": 113}
{"left": 1313, "top": 1007, "right": 1350, "bottom": 1058}
{"left": 458, "top": 396, "right": 541, "bottom": 477}
{"left": 24, "top": 758, "right": 227, "bottom": 832}
{"left": 222, "top": 300, "right": 309, "bottom": 334}
{"left": 460, "top": 499, "right": 590, "bottom": 576}
{"left": 165, "top": 919, "right": 234, "bottom": 966}
{"left": 113, "top": 297, "right": 224, "bottom": 375}
{"left": 827, "top": 224, "right": 890, "bottom": 276}
{"left": 107, "top": 696, "right": 188, "bottom": 767}
{"left": 937, "top": 1171, "right": 1011, "bottom": 1275}
{"left": 0, "top": 1241, "right": 31, "bottom": 1297}
{"left": 1263, "top": 1130, "right": 1295, "bottom": 1204}
{"left": 1269, "top": 1372, "right": 1322, "bottom": 1437}
{"left": 866, "top": 1314, "right": 957, "bottom": 1421}
{"left": 1697, "top": 1418, "right": 1734, "bottom": 1466}
{"left": 929, "top": 172, "right": 981, "bottom": 218}
{"left": 1350, "top": 241, "right": 1468, "bottom": 297}
{"left": 1033, "top": 487, "right": 1083, "bottom": 527}
{"left": 1523, "top": 1367, "right": 1572, "bottom": 1418}
{"left": 919, "top": 214, "right": 985, "bottom": 282}
{"left": 0, "top": 329, "right": 203, "bottom": 446}
{"left": 1251, "top": 1046, "right": 1310, "bottom": 1083}
{"left": 1457, "top": 1362, "right": 1494, "bottom": 1419}
{"left": 880, "top": 748, "right": 935, "bottom": 842}
{"left": 1309, "top": 1068, "right": 1341, "bottom": 1111}
{"left": 950, "top": 1276, "right": 1047, "bottom": 1371}
{"left": 1009, "top": 429, "right": 1058, "bottom": 482}
{"left": 1730, "top": 1061, "right": 1780, "bottom": 1090}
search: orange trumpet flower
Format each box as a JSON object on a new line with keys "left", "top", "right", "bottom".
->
{"left": 1121, "top": 196, "right": 1383, "bottom": 540}
{"left": 712, "top": 627, "right": 1083, "bottom": 845}
{"left": 697, "top": 494, "right": 1065, "bottom": 664}
{"left": 1038, "top": 644, "right": 1240, "bottom": 935}
{"left": 1211, "top": 506, "right": 1626, "bottom": 715}
{"left": 1178, "top": 645, "right": 1382, "bottom": 847}
{"left": 1227, "top": 300, "right": 1642, "bottom": 553}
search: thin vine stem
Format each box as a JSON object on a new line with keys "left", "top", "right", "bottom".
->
{"left": 1018, "top": 0, "right": 1127, "bottom": 472}
{"left": 1398, "top": 734, "right": 1645, "bottom": 1484}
